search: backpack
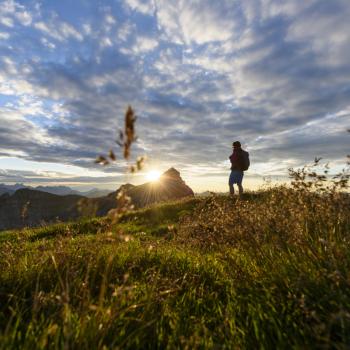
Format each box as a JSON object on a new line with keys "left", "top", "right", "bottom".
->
{"left": 240, "top": 150, "right": 250, "bottom": 171}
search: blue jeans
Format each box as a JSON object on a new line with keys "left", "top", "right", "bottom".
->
{"left": 229, "top": 170, "right": 244, "bottom": 195}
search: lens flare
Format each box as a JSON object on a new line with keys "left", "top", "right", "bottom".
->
{"left": 146, "top": 170, "right": 161, "bottom": 182}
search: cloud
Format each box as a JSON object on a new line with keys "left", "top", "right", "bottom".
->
{"left": 286, "top": 1, "right": 350, "bottom": 67}
{"left": 15, "top": 10, "right": 32, "bottom": 26}
{"left": 156, "top": 0, "right": 241, "bottom": 44}
{"left": 0, "top": 0, "right": 349, "bottom": 191}
{"left": 34, "top": 20, "right": 83, "bottom": 42}
{"left": 0, "top": 168, "right": 123, "bottom": 188}
{"left": 0, "top": 0, "right": 21, "bottom": 14}
{"left": 135, "top": 36, "right": 158, "bottom": 52}
{"left": 105, "top": 14, "right": 116, "bottom": 25}
{"left": 0, "top": 32, "right": 10, "bottom": 39}
{"left": 40, "top": 37, "right": 56, "bottom": 50}
{"left": 125, "top": 0, "right": 155, "bottom": 15}
{"left": 0, "top": 0, "right": 32, "bottom": 26}
{"left": 0, "top": 16, "right": 14, "bottom": 27}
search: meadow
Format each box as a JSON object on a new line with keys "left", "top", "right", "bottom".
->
{"left": 0, "top": 179, "right": 349, "bottom": 349}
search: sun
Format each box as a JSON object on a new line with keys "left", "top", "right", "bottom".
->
{"left": 146, "top": 170, "right": 161, "bottom": 182}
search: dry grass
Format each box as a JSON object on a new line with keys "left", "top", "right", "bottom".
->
{"left": 1, "top": 121, "right": 349, "bottom": 349}
{"left": 1, "top": 177, "right": 349, "bottom": 349}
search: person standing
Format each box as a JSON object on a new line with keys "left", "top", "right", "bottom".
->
{"left": 229, "top": 141, "right": 249, "bottom": 196}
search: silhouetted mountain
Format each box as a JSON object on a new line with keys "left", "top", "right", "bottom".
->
{"left": 36, "top": 186, "right": 111, "bottom": 198}
{"left": 0, "top": 187, "right": 15, "bottom": 196}
{"left": 83, "top": 188, "right": 112, "bottom": 198}
{"left": 0, "top": 183, "right": 27, "bottom": 191}
{"left": 0, "top": 183, "right": 26, "bottom": 195}
{"left": 92, "top": 168, "right": 193, "bottom": 213}
{"left": 126, "top": 168, "right": 194, "bottom": 208}
{"left": 0, "top": 168, "right": 193, "bottom": 230}
{"left": 35, "top": 185, "right": 81, "bottom": 196}
{"left": 0, "top": 193, "right": 11, "bottom": 200}
{"left": 0, "top": 189, "right": 83, "bottom": 230}
{"left": 0, "top": 184, "right": 112, "bottom": 198}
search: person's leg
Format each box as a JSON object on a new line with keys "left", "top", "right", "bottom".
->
{"left": 229, "top": 171, "right": 235, "bottom": 196}
{"left": 238, "top": 172, "right": 244, "bottom": 196}
{"left": 229, "top": 183, "right": 235, "bottom": 196}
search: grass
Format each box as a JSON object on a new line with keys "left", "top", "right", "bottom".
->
{"left": 0, "top": 190, "right": 350, "bottom": 349}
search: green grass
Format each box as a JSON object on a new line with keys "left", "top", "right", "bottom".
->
{"left": 0, "top": 192, "right": 350, "bottom": 349}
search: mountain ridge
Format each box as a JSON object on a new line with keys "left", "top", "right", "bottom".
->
{"left": 0, "top": 183, "right": 112, "bottom": 198}
{"left": 0, "top": 168, "right": 194, "bottom": 230}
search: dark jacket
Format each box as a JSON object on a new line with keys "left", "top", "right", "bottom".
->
{"left": 229, "top": 148, "right": 244, "bottom": 171}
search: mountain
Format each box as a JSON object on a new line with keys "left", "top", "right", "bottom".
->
{"left": 36, "top": 186, "right": 112, "bottom": 198}
{"left": 83, "top": 188, "right": 112, "bottom": 198}
{"left": 0, "top": 168, "right": 194, "bottom": 230}
{"left": 88, "top": 168, "right": 194, "bottom": 217}
{"left": 35, "top": 185, "right": 81, "bottom": 196}
{"left": 0, "top": 189, "right": 83, "bottom": 231}
{"left": 0, "top": 184, "right": 112, "bottom": 198}
{"left": 0, "top": 187, "right": 15, "bottom": 196}
{"left": 0, "top": 183, "right": 26, "bottom": 195}
{"left": 125, "top": 168, "right": 194, "bottom": 208}
{"left": 0, "top": 183, "right": 27, "bottom": 191}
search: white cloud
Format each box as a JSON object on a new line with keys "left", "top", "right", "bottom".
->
{"left": 0, "top": 0, "right": 17, "bottom": 14}
{"left": 0, "top": 105, "right": 51, "bottom": 147}
{"left": 156, "top": 0, "right": 237, "bottom": 44}
{"left": 101, "top": 37, "right": 113, "bottom": 48}
{"left": 2, "top": 56, "right": 17, "bottom": 74}
{"left": 117, "top": 22, "right": 135, "bottom": 42}
{"left": 0, "top": 0, "right": 32, "bottom": 26}
{"left": 287, "top": 2, "right": 350, "bottom": 67}
{"left": 0, "top": 57, "right": 44, "bottom": 96}
{"left": 135, "top": 36, "right": 158, "bottom": 52}
{"left": 40, "top": 37, "right": 56, "bottom": 50}
{"left": 105, "top": 14, "right": 116, "bottom": 25}
{"left": 184, "top": 55, "right": 233, "bottom": 74}
{"left": 0, "top": 16, "right": 14, "bottom": 27}
{"left": 0, "top": 32, "right": 10, "bottom": 39}
{"left": 103, "top": 13, "right": 117, "bottom": 32}
{"left": 34, "top": 20, "right": 83, "bottom": 42}
{"left": 261, "top": 0, "right": 316, "bottom": 19}
{"left": 60, "top": 22, "right": 83, "bottom": 41}
{"left": 82, "top": 23, "right": 92, "bottom": 35}
{"left": 15, "top": 10, "right": 32, "bottom": 26}
{"left": 0, "top": 76, "right": 35, "bottom": 95}
{"left": 120, "top": 35, "right": 158, "bottom": 54}
{"left": 125, "top": 0, "right": 155, "bottom": 15}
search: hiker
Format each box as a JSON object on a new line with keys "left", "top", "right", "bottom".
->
{"left": 229, "top": 141, "right": 250, "bottom": 196}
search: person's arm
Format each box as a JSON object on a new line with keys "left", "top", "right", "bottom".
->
{"left": 230, "top": 152, "right": 237, "bottom": 162}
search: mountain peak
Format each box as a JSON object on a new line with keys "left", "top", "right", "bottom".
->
{"left": 121, "top": 167, "right": 194, "bottom": 208}
{"left": 162, "top": 167, "right": 181, "bottom": 179}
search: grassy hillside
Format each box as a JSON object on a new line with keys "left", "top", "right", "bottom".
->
{"left": 0, "top": 189, "right": 349, "bottom": 349}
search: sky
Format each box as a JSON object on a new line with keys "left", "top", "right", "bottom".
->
{"left": 0, "top": 0, "right": 349, "bottom": 192}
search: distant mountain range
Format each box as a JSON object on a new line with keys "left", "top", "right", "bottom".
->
{"left": 0, "top": 184, "right": 112, "bottom": 198}
{"left": 0, "top": 168, "right": 194, "bottom": 231}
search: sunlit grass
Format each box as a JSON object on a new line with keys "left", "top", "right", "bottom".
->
{"left": 0, "top": 189, "right": 349, "bottom": 349}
